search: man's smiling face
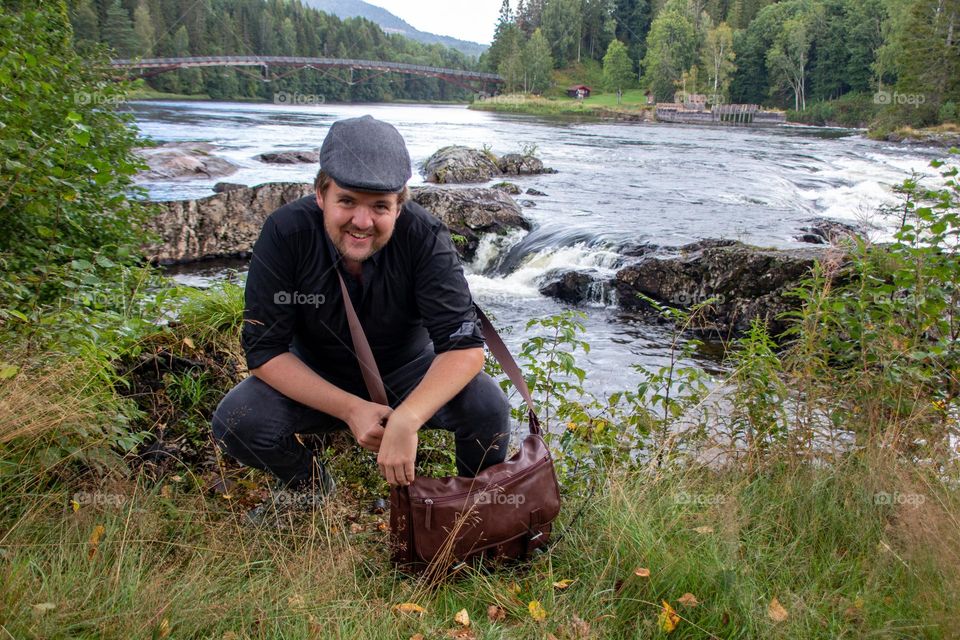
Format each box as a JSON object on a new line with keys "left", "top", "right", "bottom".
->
{"left": 318, "top": 182, "right": 402, "bottom": 266}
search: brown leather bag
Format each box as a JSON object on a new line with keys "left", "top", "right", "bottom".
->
{"left": 337, "top": 273, "right": 562, "bottom": 572}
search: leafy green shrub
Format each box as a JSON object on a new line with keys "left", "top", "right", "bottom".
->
{"left": 782, "top": 153, "right": 960, "bottom": 458}
{"left": 938, "top": 101, "right": 958, "bottom": 124}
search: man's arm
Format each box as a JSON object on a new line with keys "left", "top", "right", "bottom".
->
{"left": 251, "top": 353, "right": 392, "bottom": 452}
{"left": 376, "top": 347, "right": 485, "bottom": 486}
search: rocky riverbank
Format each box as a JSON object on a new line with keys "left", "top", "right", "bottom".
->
{"left": 145, "top": 182, "right": 532, "bottom": 264}
{"left": 537, "top": 238, "right": 851, "bottom": 337}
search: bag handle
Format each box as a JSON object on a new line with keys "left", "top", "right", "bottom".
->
{"left": 337, "top": 271, "right": 541, "bottom": 435}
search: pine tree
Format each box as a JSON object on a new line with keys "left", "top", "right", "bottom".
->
{"left": 132, "top": 1, "right": 155, "bottom": 55}
{"left": 69, "top": 0, "right": 100, "bottom": 45}
{"left": 542, "top": 0, "right": 583, "bottom": 67}
{"left": 101, "top": 0, "right": 138, "bottom": 57}
{"left": 894, "top": 0, "right": 960, "bottom": 123}
{"left": 487, "top": 0, "right": 517, "bottom": 71}
{"left": 613, "top": 0, "right": 651, "bottom": 79}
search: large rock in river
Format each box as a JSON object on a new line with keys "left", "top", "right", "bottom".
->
{"left": 146, "top": 182, "right": 530, "bottom": 264}
{"left": 408, "top": 185, "right": 530, "bottom": 261}
{"left": 497, "top": 153, "right": 557, "bottom": 175}
{"left": 257, "top": 150, "right": 319, "bottom": 164}
{"left": 421, "top": 146, "right": 557, "bottom": 184}
{"left": 422, "top": 145, "right": 501, "bottom": 183}
{"left": 136, "top": 142, "right": 239, "bottom": 180}
{"left": 614, "top": 240, "right": 839, "bottom": 336}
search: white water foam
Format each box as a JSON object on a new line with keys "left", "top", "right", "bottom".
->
{"left": 795, "top": 153, "right": 942, "bottom": 241}
{"left": 466, "top": 242, "right": 622, "bottom": 305}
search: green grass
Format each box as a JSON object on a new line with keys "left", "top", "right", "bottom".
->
{"left": 126, "top": 87, "right": 213, "bottom": 101}
{"left": 470, "top": 92, "right": 654, "bottom": 118}
{"left": 1, "top": 448, "right": 956, "bottom": 638}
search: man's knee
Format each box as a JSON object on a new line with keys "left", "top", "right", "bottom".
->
{"left": 445, "top": 372, "right": 511, "bottom": 437}
{"left": 211, "top": 377, "right": 277, "bottom": 455}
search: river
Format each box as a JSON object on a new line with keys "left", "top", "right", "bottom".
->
{"left": 132, "top": 100, "right": 943, "bottom": 395}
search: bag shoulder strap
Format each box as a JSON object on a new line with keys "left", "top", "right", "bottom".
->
{"left": 336, "top": 270, "right": 541, "bottom": 435}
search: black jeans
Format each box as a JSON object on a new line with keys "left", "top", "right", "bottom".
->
{"left": 211, "top": 347, "right": 512, "bottom": 486}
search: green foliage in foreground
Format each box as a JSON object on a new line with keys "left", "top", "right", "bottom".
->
{"left": 0, "top": 451, "right": 955, "bottom": 638}
{"left": 0, "top": 5, "right": 958, "bottom": 637}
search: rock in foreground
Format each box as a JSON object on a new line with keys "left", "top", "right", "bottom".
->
{"left": 614, "top": 240, "right": 839, "bottom": 336}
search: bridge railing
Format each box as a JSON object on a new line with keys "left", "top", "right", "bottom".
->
{"left": 110, "top": 56, "right": 502, "bottom": 81}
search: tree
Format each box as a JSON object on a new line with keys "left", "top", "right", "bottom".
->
{"left": 893, "top": 0, "right": 960, "bottom": 124}
{"left": 702, "top": 20, "right": 736, "bottom": 101}
{"left": 582, "top": 0, "right": 617, "bottom": 60}
{"left": 613, "top": 0, "right": 652, "bottom": 77}
{"left": 542, "top": 0, "right": 583, "bottom": 67}
{"left": 132, "top": 1, "right": 155, "bottom": 55}
{"left": 1, "top": 1, "right": 150, "bottom": 312}
{"left": 498, "top": 37, "right": 526, "bottom": 92}
{"left": 767, "top": 15, "right": 813, "bottom": 110}
{"left": 524, "top": 28, "right": 555, "bottom": 93}
{"left": 603, "top": 38, "right": 634, "bottom": 98}
{"left": 69, "top": 0, "right": 100, "bottom": 45}
{"left": 486, "top": 0, "right": 515, "bottom": 71}
{"left": 640, "top": 1, "right": 697, "bottom": 101}
{"left": 101, "top": 0, "right": 138, "bottom": 56}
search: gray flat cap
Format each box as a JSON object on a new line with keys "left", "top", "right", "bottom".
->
{"left": 319, "top": 115, "right": 412, "bottom": 193}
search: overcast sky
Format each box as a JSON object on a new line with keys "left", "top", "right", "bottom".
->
{"left": 363, "top": 0, "right": 506, "bottom": 45}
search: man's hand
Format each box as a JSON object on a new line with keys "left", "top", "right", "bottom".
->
{"left": 345, "top": 399, "right": 393, "bottom": 452}
{"left": 377, "top": 414, "right": 419, "bottom": 486}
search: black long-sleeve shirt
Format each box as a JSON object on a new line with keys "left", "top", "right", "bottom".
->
{"left": 241, "top": 195, "right": 484, "bottom": 390}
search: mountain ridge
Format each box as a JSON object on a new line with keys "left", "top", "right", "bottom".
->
{"left": 300, "top": 0, "right": 487, "bottom": 59}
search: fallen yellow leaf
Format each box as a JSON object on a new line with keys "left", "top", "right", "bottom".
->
{"left": 88, "top": 524, "right": 105, "bottom": 559}
{"left": 183, "top": 337, "right": 196, "bottom": 349}
{"left": 507, "top": 582, "right": 521, "bottom": 596}
{"left": 156, "top": 617, "right": 171, "bottom": 638}
{"left": 658, "top": 600, "right": 680, "bottom": 633}
{"left": 70, "top": 499, "right": 80, "bottom": 513}
{"left": 32, "top": 602, "right": 56, "bottom": 614}
{"left": 768, "top": 597, "right": 789, "bottom": 623}
{"left": 487, "top": 604, "right": 506, "bottom": 622}
{"left": 678, "top": 592, "right": 699, "bottom": 607}
{"left": 528, "top": 600, "right": 547, "bottom": 622}
{"left": 393, "top": 602, "right": 426, "bottom": 616}
{"left": 553, "top": 578, "right": 576, "bottom": 589}
{"left": 634, "top": 567, "right": 651, "bottom": 577}
{"left": 693, "top": 526, "right": 714, "bottom": 534}
{"left": 454, "top": 608, "right": 470, "bottom": 627}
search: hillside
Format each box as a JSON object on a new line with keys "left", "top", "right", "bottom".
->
{"left": 301, "top": 0, "right": 488, "bottom": 58}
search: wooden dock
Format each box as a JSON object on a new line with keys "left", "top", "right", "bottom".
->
{"left": 655, "top": 103, "right": 786, "bottom": 125}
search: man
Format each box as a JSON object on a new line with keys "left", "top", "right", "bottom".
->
{"left": 212, "top": 115, "right": 512, "bottom": 518}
